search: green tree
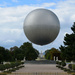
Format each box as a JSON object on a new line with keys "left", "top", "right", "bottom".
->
{"left": 50, "top": 48, "right": 61, "bottom": 60}
{"left": 0, "top": 54, "right": 3, "bottom": 64}
{"left": 10, "top": 46, "right": 24, "bottom": 61}
{"left": 45, "top": 48, "right": 61, "bottom": 60}
{"left": 20, "top": 42, "right": 39, "bottom": 60}
{"left": 0, "top": 42, "right": 39, "bottom": 62}
{"left": 59, "top": 45, "right": 66, "bottom": 61}
{"left": 4, "top": 49, "right": 12, "bottom": 61}
{"left": 59, "top": 22, "right": 75, "bottom": 61}
{"left": 0, "top": 46, "right": 6, "bottom": 63}
{"left": 45, "top": 50, "right": 50, "bottom": 60}
{"left": 17, "top": 54, "right": 24, "bottom": 60}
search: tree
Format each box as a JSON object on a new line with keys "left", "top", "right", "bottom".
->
{"left": 59, "top": 45, "right": 66, "bottom": 60}
{"left": 16, "top": 54, "right": 24, "bottom": 60}
{"left": 45, "top": 48, "right": 61, "bottom": 60}
{"left": 0, "top": 46, "right": 6, "bottom": 63}
{"left": 50, "top": 48, "right": 61, "bottom": 60}
{"left": 4, "top": 49, "right": 12, "bottom": 62}
{"left": 20, "top": 42, "right": 39, "bottom": 60}
{"left": 10, "top": 46, "right": 24, "bottom": 61}
{"left": 45, "top": 50, "right": 51, "bottom": 60}
{"left": 59, "top": 22, "right": 75, "bottom": 61}
{"left": 0, "top": 42, "right": 39, "bottom": 62}
{"left": 0, "top": 54, "right": 3, "bottom": 64}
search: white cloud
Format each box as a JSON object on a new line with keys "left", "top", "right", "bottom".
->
{"left": 41, "top": 3, "right": 56, "bottom": 7}
{"left": 71, "top": 15, "right": 75, "bottom": 22}
{"left": 0, "top": 5, "right": 40, "bottom": 49}
{"left": 0, "top": 0, "right": 75, "bottom": 51}
{"left": 4, "top": 40, "right": 15, "bottom": 43}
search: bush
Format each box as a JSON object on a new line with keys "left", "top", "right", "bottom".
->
{"left": 67, "top": 69, "right": 70, "bottom": 71}
{"left": 56, "top": 65, "right": 59, "bottom": 67}
{"left": 10, "top": 68, "right": 16, "bottom": 72}
{"left": 15, "top": 62, "right": 20, "bottom": 67}
{"left": 0, "top": 64, "right": 5, "bottom": 71}
{"left": 68, "top": 64, "right": 72, "bottom": 70}
{"left": 58, "top": 62, "right": 62, "bottom": 65}
{"left": 0, "top": 62, "right": 24, "bottom": 73}
{"left": 63, "top": 68, "right": 67, "bottom": 71}
{"left": 4, "top": 64, "right": 11, "bottom": 70}
{"left": 18, "top": 65, "right": 24, "bottom": 68}
{"left": 61, "top": 62, "right": 66, "bottom": 67}
{"left": 21, "top": 62, "right": 24, "bottom": 65}
{"left": 3, "top": 70, "right": 12, "bottom": 73}
{"left": 10, "top": 62, "right": 16, "bottom": 68}
{"left": 72, "top": 64, "right": 75, "bottom": 70}
{"left": 67, "top": 69, "right": 71, "bottom": 73}
{"left": 58, "top": 66, "right": 61, "bottom": 68}
{"left": 56, "top": 61, "right": 59, "bottom": 64}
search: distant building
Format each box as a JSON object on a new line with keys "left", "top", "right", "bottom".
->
{"left": 36, "top": 51, "right": 45, "bottom": 60}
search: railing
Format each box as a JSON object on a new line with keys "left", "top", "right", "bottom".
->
{"left": 0, "top": 72, "right": 75, "bottom": 75}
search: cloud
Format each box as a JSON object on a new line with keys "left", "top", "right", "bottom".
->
{"left": 33, "top": 0, "right": 75, "bottom": 51}
{"left": 0, "top": 0, "right": 75, "bottom": 51}
{"left": 41, "top": 3, "right": 56, "bottom": 7}
{"left": 4, "top": 40, "right": 15, "bottom": 43}
{"left": 0, "top": 5, "right": 38, "bottom": 49}
{"left": 53, "top": 0, "right": 75, "bottom": 25}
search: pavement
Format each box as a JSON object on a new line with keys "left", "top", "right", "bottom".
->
{"left": 14, "top": 64, "right": 65, "bottom": 73}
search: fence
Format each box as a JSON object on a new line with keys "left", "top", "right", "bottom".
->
{"left": 0, "top": 72, "right": 75, "bottom": 75}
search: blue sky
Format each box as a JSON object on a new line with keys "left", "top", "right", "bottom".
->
{"left": 0, "top": 0, "right": 75, "bottom": 52}
{"left": 0, "top": 0, "right": 65, "bottom": 7}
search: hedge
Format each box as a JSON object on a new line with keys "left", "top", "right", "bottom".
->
{"left": 61, "top": 62, "right": 66, "bottom": 67}
{"left": 0, "top": 61, "right": 24, "bottom": 72}
{"left": 68, "top": 64, "right": 72, "bottom": 70}
{"left": 72, "top": 64, "right": 75, "bottom": 70}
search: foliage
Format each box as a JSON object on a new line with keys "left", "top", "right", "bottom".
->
{"left": 61, "top": 62, "right": 66, "bottom": 67}
{"left": 10, "top": 47, "right": 24, "bottom": 61}
{"left": 58, "top": 61, "right": 62, "bottom": 66}
{"left": 0, "top": 47, "right": 6, "bottom": 63}
{"left": 59, "top": 22, "right": 75, "bottom": 61}
{"left": 59, "top": 45, "right": 66, "bottom": 61}
{"left": 63, "top": 68, "right": 68, "bottom": 72}
{"left": 0, "top": 46, "right": 13, "bottom": 63}
{"left": 45, "top": 48, "right": 61, "bottom": 60}
{"left": 56, "top": 61, "right": 59, "bottom": 64}
{"left": 4, "top": 64, "right": 11, "bottom": 70}
{"left": 0, "top": 54, "right": 3, "bottom": 64}
{"left": 20, "top": 42, "right": 39, "bottom": 60}
{"left": 0, "top": 61, "right": 24, "bottom": 72}
{"left": 72, "top": 64, "right": 75, "bottom": 70}
{"left": 68, "top": 64, "right": 72, "bottom": 70}
{"left": 0, "top": 42, "right": 39, "bottom": 62}
{"left": 21, "top": 62, "right": 24, "bottom": 65}
{"left": 45, "top": 50, "right": 50, "bottom": 60}
{"left": 0, "top": 64, "right": 5, "bottom": 71}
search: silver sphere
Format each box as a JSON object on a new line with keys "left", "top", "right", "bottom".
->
{"left": 23, "top": 8, "right": 60, "bottom": 45}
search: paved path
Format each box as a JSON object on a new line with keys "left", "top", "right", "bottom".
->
{"left": 14, "top": 64, "right": 65, "bottom": 73}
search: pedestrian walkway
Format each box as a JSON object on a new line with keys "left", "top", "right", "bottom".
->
{"left": 14, "top": 64, "right": 65, "bottom": 73}
{"left": 9, "top": 60, "right": 72, "bottom": 75}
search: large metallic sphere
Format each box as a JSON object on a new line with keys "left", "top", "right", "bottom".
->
{"left": 23, "top": 8, "right": 60, "bottom": 45}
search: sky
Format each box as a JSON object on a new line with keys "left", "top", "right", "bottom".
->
{"left": 0, "top": 0, "right": 75, "bottom": 52}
